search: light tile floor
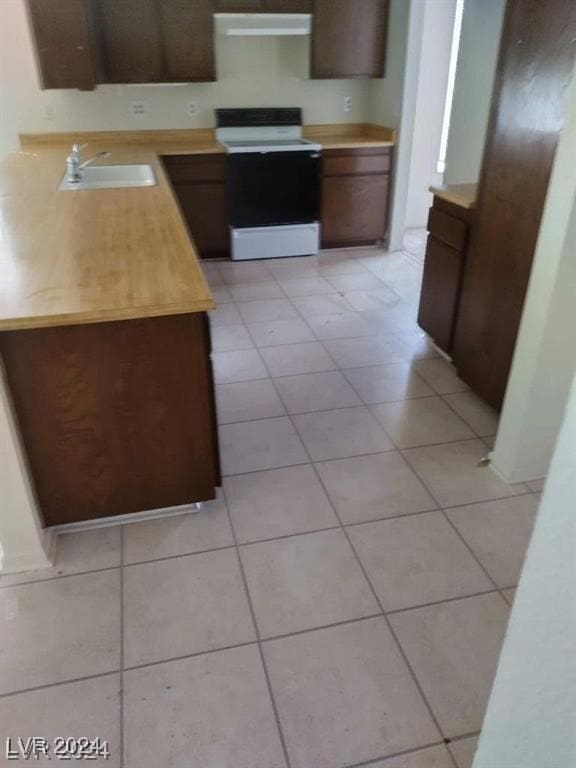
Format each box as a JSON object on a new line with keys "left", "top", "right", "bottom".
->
{"left": 0, "top": 247, "right": 542, "bottom": 768}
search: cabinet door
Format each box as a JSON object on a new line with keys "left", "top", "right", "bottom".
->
{"left": 417, "top": 236, "right": 464, "bottom": 353}
{"left": 312, "top": 0, "right": 389, "bottom": 78}
{"left": 160, "top": 0, "right": 216, "bottom": 81}
{"left": 96, "top": 0, "right": 163, "bottom": 83}
{"left": 0, "top": 314, "right": 219, "bottom": 526}
{"left": 26, "top": 0, "right": 97, "bottom": 89}
{"left": 321, "top": 174, "right": 389, "bottom": 247}
{"left": 173, "top": 183, "right": 230, "bottom": 259}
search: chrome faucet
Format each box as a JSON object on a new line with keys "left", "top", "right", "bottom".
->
{"left": 65, "top": 144, "right": 110, "bottom": 183}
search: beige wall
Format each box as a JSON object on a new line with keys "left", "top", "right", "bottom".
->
{"left": 404, "top": 0, "right": 456, "bottom": 228}
{"left": 444, "top": 0, "right": 506, "bottom": 184}
{"left": 0, "top": 0, "right": 370, "bottom": 156}
{"left": 474, "top": 371, "right": 576, "bottom": 768}
{"left": 368, "top": 0, "right": 410, "bottom": 129}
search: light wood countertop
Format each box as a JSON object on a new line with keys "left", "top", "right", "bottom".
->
{"left": 2, "top": 125, "right": 396, "bottom": 331}
{"left": 304, "top": 123, "right": 396, "bottom": 150}
{"left": 429, "top": 183, "right": 478, "bottom": 210}
{"left": 0, "top": 143, "right": 216, "bottom": 331}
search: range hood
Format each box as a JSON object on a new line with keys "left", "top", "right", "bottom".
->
{"left": 214, "top": 13, "right": 311, "bottom": 37}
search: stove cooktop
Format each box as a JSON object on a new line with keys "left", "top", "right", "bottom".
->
{"left": 222, "top": 138, "right": 320, "bottom": 154}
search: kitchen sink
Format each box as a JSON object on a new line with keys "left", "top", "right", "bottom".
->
{"left": 59, "top": 164, "right": 157, "bottom": 191}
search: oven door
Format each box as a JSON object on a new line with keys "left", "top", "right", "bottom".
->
{"left": 228, "top": 150, "right": 321, "bottom": 228}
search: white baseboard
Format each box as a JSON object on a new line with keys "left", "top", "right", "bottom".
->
{"left": 0, "top": 537, "right": 54, "bottom": 575}
{"left": 52, "top": 501, "right": 204, "bottom": 535}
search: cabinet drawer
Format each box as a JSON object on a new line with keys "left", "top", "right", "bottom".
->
{"left": 162, "top": 155, "right": 227, "bottom": 183}
{"left": 323, "top": 151, "right": 391, "bottom": 177}
{"left": 427, "top": 207, "right": 468, "bottom": 251}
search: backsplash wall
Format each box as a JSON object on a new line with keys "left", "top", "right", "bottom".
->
{"left": 0, "top": 0, "right": 370, "bottom": 155}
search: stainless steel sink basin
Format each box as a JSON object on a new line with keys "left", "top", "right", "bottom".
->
{"left": 59, "top": 164, "right": 156, "bottom": 191}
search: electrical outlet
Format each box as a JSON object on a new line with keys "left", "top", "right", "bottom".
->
{"left": 343, "top": 96, "right": 352, "bottom": 113}
{"left": 131, "top": 101, "right": 147, "bottom": 119}
{"left": 187, "top": 102, "right": 197, "bottom": 117}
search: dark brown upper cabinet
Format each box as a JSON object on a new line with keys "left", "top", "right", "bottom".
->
{"left": 214, "top": 1, "right": 312, "bottom": 10}
{"left": 160, "top": 0, "right": 216, "bottom": 82}
{"left": 312, "top": 0, "right": 389, "bottom": 78}
{"left": 96, "top": 0, "right": 216, "bottom": 83}
{"left": 26, "top": 0, "right": 98, "bottom": 90}
{"left": 26, "top": 0, "right": 216, "bottom": 88}
{"left": 96, "top": 0, "right": 164, "bottom": 83}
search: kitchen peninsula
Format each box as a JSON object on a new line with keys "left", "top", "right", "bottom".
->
{"left": 0, "top": 139, "right": 220, "bottom": 527}
{"left": 0, "top": 125, "right": 394, "bottom": 528}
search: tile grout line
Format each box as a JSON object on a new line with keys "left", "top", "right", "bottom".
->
{"left": 385, "top": 588, "right": 502, "bottom": 617}
{"left": 439, "top": 509, "right": 513, "bottom": 610}
{"left": 0, "top": 489, "right": 532, "bottom": 591}
{"left": 396, "top": 438, "right": 516, "bottom": 606}
{"left": 269, "top": 384, "right": 458, "bottom": 764}
{"left": 343, "top": 739, "right": 455, "bottom": 768}
{"left": 0, "top": 671, "right": 121, "bottom": 701}
{"left": 221, "top": 484, "right": 294, "bottom": 768}
{"left": 0, "top": 589, "right": 515, "bottom": 702}
{"left": 312, "top": 471, "right": 458, "bottom": 764}
{"left": 438, "top": 390, "right": 498, "bottom": 442}
{"left": 220, "top": 437, "right": 486, "bottom": 481}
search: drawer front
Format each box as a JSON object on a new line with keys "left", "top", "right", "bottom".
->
{"left": 323, "top": 151, "right": 391, "bottom": 177}
{"left": 427, "top": 207, "right": 468, "bottom": 251}
{"left": 163, "top": 155, "right": 226, "bottom": 183}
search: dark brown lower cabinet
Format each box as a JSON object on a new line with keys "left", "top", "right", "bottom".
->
{"left": 172, "top": 183, "right": 230, "bottom": 258}
{"left": 452, "top": 0, "right": 576, "bottom": 409}
{"left": 321, "top": 148, "right": 391, "bottom": 248}
{"left": 26, "top": 0, "right": 98, "bottom": 89}
{"left": 163, "top": 155, "right": 230, "bottom": 259}
{"left": 418, "top": 196, "right": 473, "bottom": 354}
{"left": 0, "top": 313, "right": 220, "bottom": 526}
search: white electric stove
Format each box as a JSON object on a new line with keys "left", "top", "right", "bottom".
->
{"left": 216, "top": 108, "right": 322, "bottom": 260}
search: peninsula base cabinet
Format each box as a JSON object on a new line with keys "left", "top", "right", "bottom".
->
{"left": 0, "top": 313, "right": 220, "bottom": 527}
{"left": 163, "top": 155, "right": 230, "bottom": 260}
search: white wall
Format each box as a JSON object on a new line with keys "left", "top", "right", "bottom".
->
{"left": 444, "top": 0, "right": 506, "bottom": 184}
{"left": 371, "top": 0, "right": 456, "bottom": 242}
{"left": 369, "top": 0, "right": 418, "bottom": 250}
{"left": 473, "top": 372, "right": 576, "bottom": 768}
{"left": 0, "top": 0, "right": 370, "bottom": 156}
{"left": 0, "top": 368, "right": 54, "bottom": 573}
{"left": 369, "top": 0, "right": 410, "bottom": 130}
{"left": 491, "top": 71, "right": 576, "bottom": 483}
{"left": 404, "top": 0, "right": 456, "bottom": 228}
